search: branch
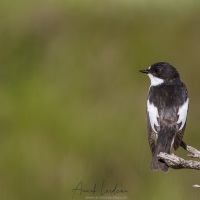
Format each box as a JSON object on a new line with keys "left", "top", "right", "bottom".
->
{"left": 157, "top": 141, "right": 200, "bottom": 170}
{"left": 158, "top": 153, "right": 200, "bottom": 170}
{"left": 157, "top": 141, "right": 200, "bottom": 187}
{"left": 185, "top": 145, "right": 200, "bottom": 158}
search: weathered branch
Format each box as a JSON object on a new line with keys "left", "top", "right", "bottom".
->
{"left": 157, "top": 141, "right": 200, "bottom": 187}
{"left": 179, "top": 140, "right": 200, "bottom": 158}
{"left": 185, "top": 146, "right": 200, "bottom": 158}
{"left": 158, "top": 153, "right": 200, "bottom": 170}
{"left": 157, "top": 141, "right": 200, "bottom": 170}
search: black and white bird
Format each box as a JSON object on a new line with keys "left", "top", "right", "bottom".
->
{"left": 140, "top": 62, "right": 189, "bottom": 172}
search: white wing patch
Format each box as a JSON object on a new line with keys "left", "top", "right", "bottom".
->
{"left": 177, "top": 98, "right": 189, "bottom": 130}
{"left": 147, "top": 99, "right": 159, "bottom": 133}
{"left": 147, "top": 74, "right": 164, "bottom": 86}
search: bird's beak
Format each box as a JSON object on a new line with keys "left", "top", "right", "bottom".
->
{"left": 139, "top": 69, "right": 149, "bottom": 74}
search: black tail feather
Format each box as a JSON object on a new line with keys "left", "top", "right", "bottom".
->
{"left": 150, "top": 127, "right": 175, "bottom": 172}
{"left": 150, "top": 144, "right": 169, "bottom": 172}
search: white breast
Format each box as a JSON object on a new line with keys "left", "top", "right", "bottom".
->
{"left": 177, "top": 98, "right": 189, "bottom": 130}
{"left": 148, "top": 74, "right": 164, "bottom": 86}
{"left": 147, "top": 99, "right": 159, "bottom": 133}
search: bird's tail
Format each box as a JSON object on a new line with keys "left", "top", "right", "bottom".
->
{"left": 151, "top": 127, "right": 176, "bottom": 172}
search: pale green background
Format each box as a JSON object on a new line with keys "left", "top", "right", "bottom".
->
{"left": 1, "top": 0, "right": 200, "bottom": 199}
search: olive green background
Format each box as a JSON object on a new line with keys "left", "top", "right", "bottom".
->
{"left": 1, "top": 0, "right": 200, "bottom": 199}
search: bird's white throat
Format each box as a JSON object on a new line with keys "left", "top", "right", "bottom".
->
{"left": 148, "top": 74, "right": 164, "bottom": 86}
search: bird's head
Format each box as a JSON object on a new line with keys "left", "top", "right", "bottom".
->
{"left": 140, "top": 62, "right": 180, "bottom": 86}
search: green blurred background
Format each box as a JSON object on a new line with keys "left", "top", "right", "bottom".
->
{"left": 1, "top": 0, "right": 200, "bottom": 199}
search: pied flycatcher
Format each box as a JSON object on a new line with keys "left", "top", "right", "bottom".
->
{"left": 140, "top": 62, "right": 189, "bottom": 172}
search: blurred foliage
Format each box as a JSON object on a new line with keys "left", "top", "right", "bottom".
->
{"left": 1, "top": 0, "right": 200, "bottom": 199}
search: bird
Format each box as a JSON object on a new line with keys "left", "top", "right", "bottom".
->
{"left": 140, "top": 62, "right": 189, "bottom": 172}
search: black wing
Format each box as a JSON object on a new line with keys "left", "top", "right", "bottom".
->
{"left": 147, "top": 110, "right": 160, "bottom": 155}
{"left": 173, "top": 98, "right": 189, "bottom": 150}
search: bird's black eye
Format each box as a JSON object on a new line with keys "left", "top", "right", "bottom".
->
{"left": 155, "top": 68, "right": 160, "bottom": 73}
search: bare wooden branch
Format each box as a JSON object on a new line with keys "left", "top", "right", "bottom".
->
{"left": 157, "top": 141, "right": 200, "bottom": 187}
{"left": 193, "top": 185, "right": 200, "bottom": 188}
{"left": 186, "top": 145, "right": 200, "bottom": 158}
{"left": 158, "top": 153, "right": 200, "bottom": 170}
{"left": 180, "top": 141, "right": 200, "bottom": 158}
{"left": 157, "top": 141, "right": 200, "bottom": 170}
